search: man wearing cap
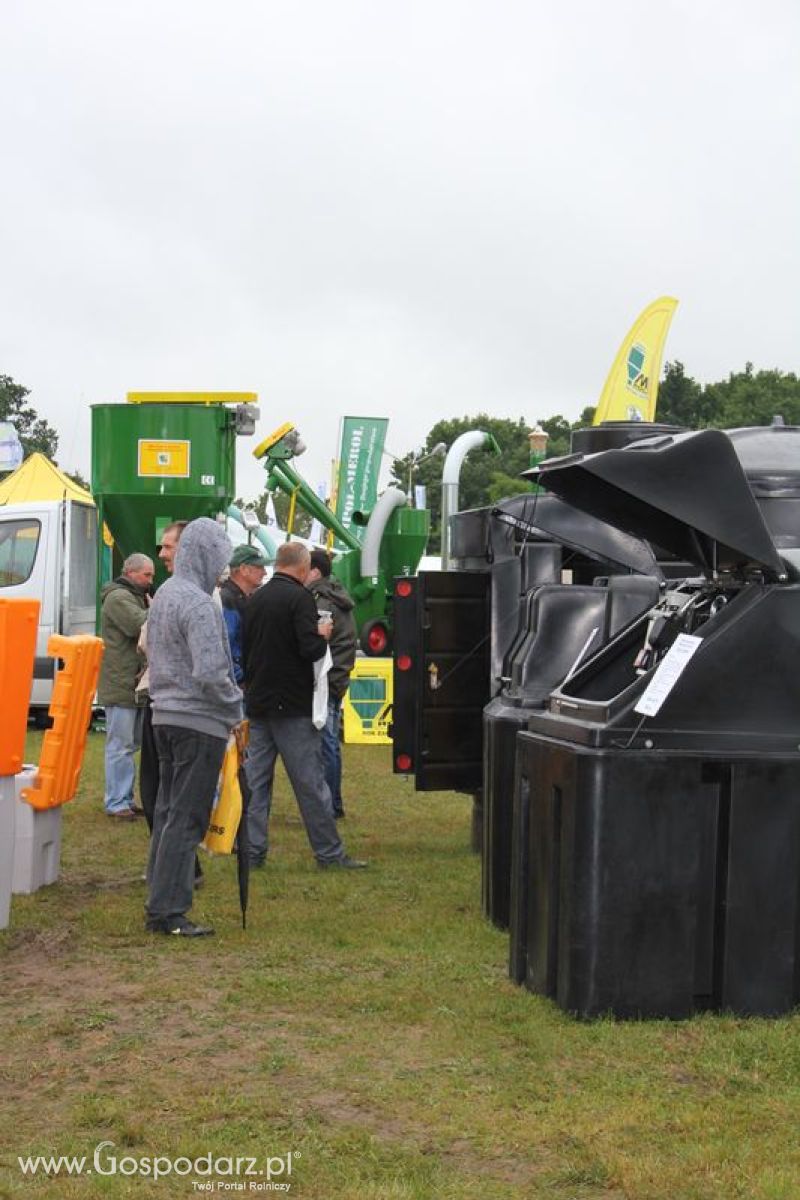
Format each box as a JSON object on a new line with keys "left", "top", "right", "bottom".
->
{"left": 220, "top": 544, "right": 268, "bottom": 684}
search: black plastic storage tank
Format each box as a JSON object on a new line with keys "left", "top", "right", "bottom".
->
{"left": 512, "top": 427, "right": 800, "bottom": 1018}
{"left": 479, "top": 491, "right": 662, "bottom": 933}
{"left": 478, "top": 421, "right": 684, "bottom": 936}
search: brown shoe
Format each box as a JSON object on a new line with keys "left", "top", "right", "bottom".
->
{"left": 106, "top": 809, "right": 137, "bottom": 821}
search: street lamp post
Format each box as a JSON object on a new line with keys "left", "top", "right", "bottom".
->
{"left": 528, "top": 425, "right": 550, "bottom": 494}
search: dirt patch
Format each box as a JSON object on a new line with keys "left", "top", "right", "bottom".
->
{"left": 279, "top": 1079, "right": 545, "bottom": 1187}
{"left": 0, "top": 944, "right": 546, "bottom": 1189}
{"left": 58, "top": 869, "right": 146, "bottom": 892}
{"left": 1, "top": 926, "right": 76, "bottom": 961}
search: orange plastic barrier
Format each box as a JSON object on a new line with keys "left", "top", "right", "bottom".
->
{"left": 0, "top": 598, "right": 39, "bottom": 776}
{"left": 21, "top": 634, "right": 104, "bottom": 810}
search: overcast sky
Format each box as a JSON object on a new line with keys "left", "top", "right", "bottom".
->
{"left": 2, "top": 0, "right": 798, "bottom": 499}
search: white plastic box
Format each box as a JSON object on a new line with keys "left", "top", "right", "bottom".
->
{"left": 0, "top": 773, "right": 17, "bottom": 928}
{"left": 11, "top": 766, "right": 63, "bottom": 895}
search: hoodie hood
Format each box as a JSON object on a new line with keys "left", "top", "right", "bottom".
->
{"left": 173, "top": 518, "right": 232, "bottom": 594}
{"left": 309, "top": 574, "right": 355, "bottom": 612}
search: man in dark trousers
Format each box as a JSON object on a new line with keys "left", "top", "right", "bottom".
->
{"left": 306, "top": 549, "right": 357, "bottom": 819}
{"left": 243, "top": 541, "right": 367, "bottom": 870}
{"left": 138, "top": 519, "right": 188, "bottom": 830}
{"left": 146, "top": 518, "right": 243, "bottom": 937}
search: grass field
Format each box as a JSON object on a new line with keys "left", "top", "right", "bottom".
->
{"left": 1, "top": 729, "right": 799, "bottom": 1199}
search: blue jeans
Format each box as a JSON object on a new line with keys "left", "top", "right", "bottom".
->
{"left": 245, "top": 716, "right": 344, "bottom": 866}
{"left": 321, "top": 697, "right": 344, "bottom": 817}
{"left": 104, "top": 705, "right": 143, "bottom": 814}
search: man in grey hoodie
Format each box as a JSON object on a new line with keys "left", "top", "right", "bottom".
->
{"left": 145, "top": 518, "right": 243, "bottom": 937}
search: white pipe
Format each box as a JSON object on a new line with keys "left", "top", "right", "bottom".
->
{"left": 227, "top": 504, "right": 277, "bottom": 559}
{"left": 441, "top": 431, "right": 496, "bottom": 569}
{"left": 360, "top": 487, "right": 407, "bottom": 580}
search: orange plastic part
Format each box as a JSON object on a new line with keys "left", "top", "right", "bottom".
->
{"left": 0, "top": 598, "right": 40, "bottom": 775}
{"left": 21, "top": 634, "right": 105, "bottom": 810}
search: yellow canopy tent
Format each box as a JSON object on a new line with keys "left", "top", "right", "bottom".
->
{"left": 0, "top": 452, "right": 94, "bottom": 506}
{"left": 0, "top": 453, "right": 114, "bottom": 553}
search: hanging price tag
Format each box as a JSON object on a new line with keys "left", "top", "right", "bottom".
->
{"left": 634, "top": 633, "right": 703, "bottom": 718}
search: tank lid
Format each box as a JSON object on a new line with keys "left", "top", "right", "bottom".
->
{"left": 524, "top": 428, "right": 784, "bottom": 579}
{"left": 126, "top": 392, "right": 258, "bottom": 405}
{"left": 726, "top": 424, "right": 800, "bottom": 493}
{"left": 492, "top": 492, "right": 660, "bottom": 577}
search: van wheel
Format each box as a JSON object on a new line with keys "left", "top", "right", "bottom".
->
{"left": 32, "top": 710, "right": 53, "bottom": 730}
{"left": 360, "top": 619, "right": 391, "bottom": 657}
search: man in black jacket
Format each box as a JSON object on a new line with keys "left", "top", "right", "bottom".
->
{"left": 242, "top": 541, "right": 367, "bottom": 870}
{"left": 307, "top": 549, "right": 357, "bottom": 819}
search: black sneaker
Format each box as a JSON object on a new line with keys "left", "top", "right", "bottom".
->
{"left": 317, "top": 856, "right": 368, "bottom": 870}
{"left": 146, "top": 917, "right": 215, "bottom": 937}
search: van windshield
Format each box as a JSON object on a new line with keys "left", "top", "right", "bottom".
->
{"left": 0, "top": 519, "right": 41, "bottom": 586}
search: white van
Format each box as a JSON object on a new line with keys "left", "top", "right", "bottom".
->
{"left": 0, "top": 499, "right": 98, "bottom": 720}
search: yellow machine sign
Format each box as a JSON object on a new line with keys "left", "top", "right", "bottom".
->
{"left": 342, "top": 658, "right": 393, "bottom": 745}
{"left": 137, "top": 439, "right": 191, "bottom": 478}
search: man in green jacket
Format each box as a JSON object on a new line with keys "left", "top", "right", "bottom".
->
{"left": 97, "top": 552, "right": 154, "bottom": 819}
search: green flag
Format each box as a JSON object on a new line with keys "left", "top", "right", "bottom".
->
{"left": 334, "top": 416, "right": 389, "bottom": 547}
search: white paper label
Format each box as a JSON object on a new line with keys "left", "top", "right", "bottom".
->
{"left": 634, "top": 633, "right": 703, "bottom": 718}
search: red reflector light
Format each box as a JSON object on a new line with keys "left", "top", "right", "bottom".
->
{"left": 396, "top": 580, "right": 413, "bottom": 597}
{"left": 396, "top": 753, "right": 412, "bottom": 771}
{"left": 397, "top": 654, "right": 412, "bottom": 671}
{"left": 368, "top": 625, "right": 388, "bottom": 653}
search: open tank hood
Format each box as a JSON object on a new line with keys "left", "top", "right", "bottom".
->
{"left": 492, "top": 492, "right": 660, "bottom": 577}
{"left": 522, "top": 428, "right": 785, "bottom": 579}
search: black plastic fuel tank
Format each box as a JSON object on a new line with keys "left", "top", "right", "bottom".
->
{"left": 510, "top": 427, "right": 800, "bottom": 1017}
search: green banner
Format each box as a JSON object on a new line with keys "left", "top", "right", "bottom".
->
{"left": 334, "top": 416, "right": 389, "bottom": 546}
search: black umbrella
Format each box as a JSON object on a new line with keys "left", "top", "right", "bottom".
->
{"left": 234, "top": 725, "right": 252, "bottom": 930}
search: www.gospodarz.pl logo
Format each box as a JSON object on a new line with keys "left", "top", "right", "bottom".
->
{"left": 18, "top": 1140, "right": 298, "bottom": 1190}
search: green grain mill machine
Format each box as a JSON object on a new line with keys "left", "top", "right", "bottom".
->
{"left": 91, "top": 392, "right": 260, "bottom": 609}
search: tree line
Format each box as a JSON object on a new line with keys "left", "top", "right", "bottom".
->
{"left": 389, "top": 362, "right": 800, "bottom": 546}
{"left": 4, "top": 363, "right": 800, "bottom": 545}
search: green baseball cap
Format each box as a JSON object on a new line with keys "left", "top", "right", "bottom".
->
{"left": 230, "top": 544, "right": 269, "bottom": 569}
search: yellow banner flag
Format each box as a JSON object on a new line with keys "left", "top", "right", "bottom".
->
{"left": 593, "top": 297, "right": 678, "bottom": 425}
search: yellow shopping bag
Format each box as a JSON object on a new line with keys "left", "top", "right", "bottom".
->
{"left": 203, "top": 725, "right": 248, "bottom": 855}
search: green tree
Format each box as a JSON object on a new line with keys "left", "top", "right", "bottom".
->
{"left": 236, "top": 490, "right": 313, "bottom": 539}
{"left": 702, "top": 364, "right": 800, "bottom": 429}
{"left": 653, "top": 362, "right": 800, "bottom": 430}
{"left": 536, "top": 414, "right": 573, "bottom": 458}
{"left": 485, "top": 469, "right": 533, "bottom": 506}
{"left": 655, "top": 361, "right": 711, "bottom": 428}
{"left": 0, "top": 374, "right": 59, "bottom": 459}
{"left": 64, "top": 468, "right": 91, "bottom": 493}
{"left": 390, "top": 414, "right": 537, "bottom": 548}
